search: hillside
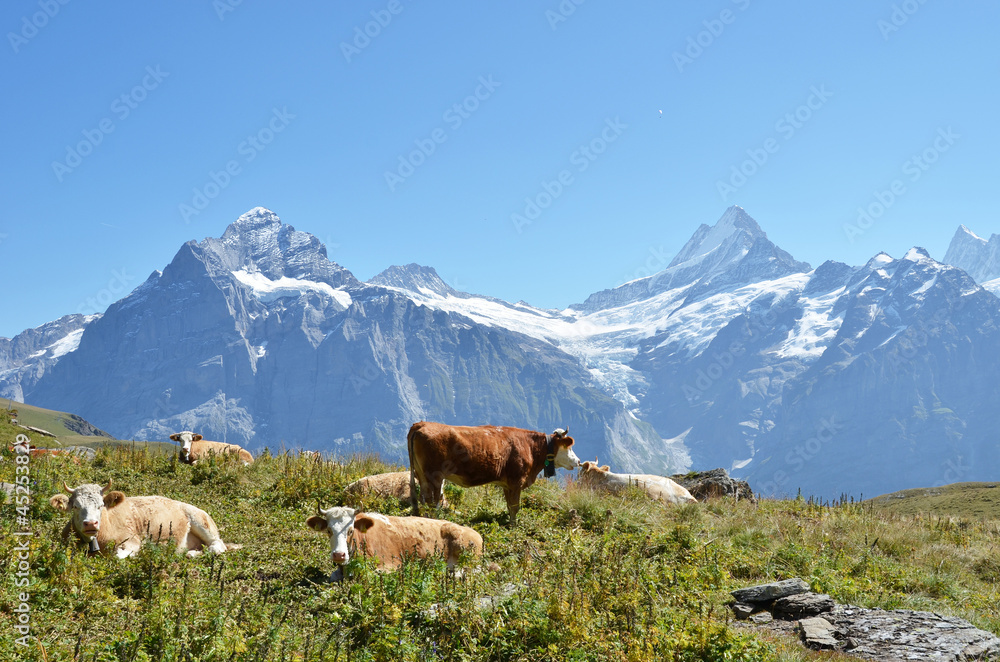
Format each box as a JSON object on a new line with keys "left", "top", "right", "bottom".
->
{"left": 2, "top": 411, "right": 1000, "bottom": 661}
{"left": 6, "top": 400, "right": 113, "bottom": 441}
{"left": 868, "top": 482, "right": 1000, "bottom": 521}
{"left": 3, "top": 400, "right": 176, "bottom": 454}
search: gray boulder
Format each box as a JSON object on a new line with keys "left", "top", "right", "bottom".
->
{"left": 670, "top": 468, "right": 754, "bottom": 502}
{"left": 730, "top": 577, "right": 810, "bottom": 605}
{"left": 773, "top": 592, "right": 834, "bottom": 620}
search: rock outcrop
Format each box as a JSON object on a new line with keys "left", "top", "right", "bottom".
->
{"left": 731, "top": 579, "right": 1000, "bottom": 660}
{"left": 670, "top": 468, "right": 755, "bottom": 502}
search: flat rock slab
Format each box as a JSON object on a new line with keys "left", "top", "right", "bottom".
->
{"left": 731, "top": 577, "right": 811, "bottom": 605}
{"left": 740, "top": 604, "right": 1000, "bottom": 661}
{"left": 799, "top": 616, "right": 839, "bottom": 650}
{"left": 774, "top": 592, "right": 835, "bottom": 620}
{"left": 823, "top": 605, "right": 1000, "bottom": 661}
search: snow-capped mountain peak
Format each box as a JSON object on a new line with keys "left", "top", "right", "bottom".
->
{"left": 668, "top": 205, "right": 764, "bottom": 269}
{"left": 943, "top": 224, "right": 1000, "bottom": 283}
{"left": 369, "top": 264, "right": 458, "bottom": 298}
{"left": 574, "top": 206, "right": 809, "bottom": 311}
{"left": 193, "top": 208, "right": 359, "bottom": 291}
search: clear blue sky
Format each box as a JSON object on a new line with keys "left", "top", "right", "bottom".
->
{"left": 2, "top": 1, "right": 997, "bottom": 338}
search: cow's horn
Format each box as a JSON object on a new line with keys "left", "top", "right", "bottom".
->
{"left": 101, "top": 479, "right": 113, "bottom": 494}
{"left": 63, "top": 481, "right": 76, "bottom": 493}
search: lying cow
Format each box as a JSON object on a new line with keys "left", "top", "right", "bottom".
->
{"left": 344, "top": 471, "right": 415, "bottom": 505}
{"left": 50, "top": 481, "right": 238, "bottom": 558}
{"left": 169, "top": 431, "right": 253, "bottom": 465}
{"left": 577, "top": 461, "right": 697, "bottom": 504}
{"left": 408, "top": 422, "right": 581, "bottom": 526}
{"left": 306, "top": 506, "right": 482, "bottom": 579}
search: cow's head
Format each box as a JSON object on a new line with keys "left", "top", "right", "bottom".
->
{"left": 169, "top": 431, "right": 203, "bottom": 461}
{"left": 577, "top": 460, "right": 611, "bottom": 486}
{"left": 49, "top": 481, "right": 125, "bottom": 541}
{"left": 306, "top": 506, "right": 358, "bottom": 565}
{"left": 551, "top": 428, "right": 581, "bottom": 469}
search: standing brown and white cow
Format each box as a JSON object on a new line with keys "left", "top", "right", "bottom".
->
{"left": 50, "top": 481, "right": 238, "bottom": 558}
{"left": 169, "top": 431, "right": 253, "bottom": 465}
{"left": 407, "top": 421, "right": 581, "bottom": 526}
{"left": 306, "top": 506, "right": 483, "bottom": 580}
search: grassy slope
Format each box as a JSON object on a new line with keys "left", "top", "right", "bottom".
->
{"left": 2, "top": 407, "right": 999, "bottom": 662}
{"left": 868, "top": 482, "right": 1000, "bottom": 520}
{"left": 5, "top": 400, "right": 175, "bottom": 454}
{"left": 4, "top": 401, "right": 106, "bottom": 440}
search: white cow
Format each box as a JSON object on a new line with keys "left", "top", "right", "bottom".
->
{"left": 50, "top": 481, "right": 238, "bottom": 558}
{"left": 577, "top": 461, "right": 697, "bottom": 504}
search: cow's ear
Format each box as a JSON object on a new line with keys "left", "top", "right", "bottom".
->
{"left": 601, "top": 465, "right": 610, "bottom": 472}
{"left": 50, "top": 494, "right": 69, "bottom": 512}
{"left": 354, "top": 515, "right": 376, "bottom": 533}
{"left": 104, "top": 491, "right": 126, "bottom": 509}
{"left": 580, "top": 461, "right": 593, "bottom": 470}
{"left": 169, "top": 434, "right": 179, "bottom": 441}
{"left": 193, "top": 434, "right": 203, "bottom": 441}
{"left": 306, "top": 516, "right": 329, "bottom": 532}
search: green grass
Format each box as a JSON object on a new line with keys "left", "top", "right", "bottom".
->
{"left": 2, "top": 408, "right": 1000, "bottom": 661}
{"left": 5, "top": 400, "right": 176, "bottom": 454}
{"left": 4, "top": 400, "right": 111, "bottom": 440}
{"left": 868, "top": 482, "right": 1000, "bottom": 521}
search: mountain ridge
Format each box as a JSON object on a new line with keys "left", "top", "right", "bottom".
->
{"left": 6, "top": 206, "right": 1000, "bottom": 499}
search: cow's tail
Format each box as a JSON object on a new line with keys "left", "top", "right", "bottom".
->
{"left": 407, "top": 424, "right": 419, "bottom": 515}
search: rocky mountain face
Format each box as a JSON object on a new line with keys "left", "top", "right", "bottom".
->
{"left": 943, "top": 224, "right": 1000, "bottom": 295}
{"left": 6, "top": 206, "right": 1000, "bottom": 499}
{"left": 0, "top": 314, "right": 98, "bottom": 402}
{"left": 943, "top": 225, "right": 1000, "bottom": 283}
{"left": 574, "top": 206, "right": 810, "bottom": 312}
{"left": 19, "top": 208, "right": 661, "bottom": 471}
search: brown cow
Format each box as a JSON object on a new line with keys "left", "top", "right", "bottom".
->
{"left": 50, "top": 481, "right": 238, "bottom": 558}
{"left": 577, "top": 461, "right": 697, "bottom": 504}
{"left": 169, "top": 431, "right": 253, "bottom": 465}
{"left": 407, "top": 422, "right": 581, "bottom": 526}
{"left": 306, "top": 506, "right": 483, "bottom": 579}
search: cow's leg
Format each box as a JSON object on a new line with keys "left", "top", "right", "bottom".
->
{"left": 116, "top": 540, "right": 142, "bottom": 558}
{"left": 186, "top": 513, "right": 227, "bottom": 554}
{"left": 425, "top": 473, "right": 445, "bottom": 509}
{"left": 503, "top": 487, "right": 521, "bottom": 527}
